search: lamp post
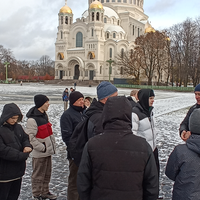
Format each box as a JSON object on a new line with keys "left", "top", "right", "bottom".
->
{"left": 106, "top": 58, "right": 114, "bottom": 82}
{"left": 4, "top": 62, "right": 10, "bottom": 83}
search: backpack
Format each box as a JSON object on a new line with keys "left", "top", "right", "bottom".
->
{"left": 67, "top": 114, "right": 91, "bottom": 167}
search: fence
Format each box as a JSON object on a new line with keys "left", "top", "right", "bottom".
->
{"left": 114, "top": 84, "right": 194, "bottom": 92}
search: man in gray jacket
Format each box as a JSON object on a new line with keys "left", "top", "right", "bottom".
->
{"left": 26, "top": 94, "right": 57, "bottom": 200}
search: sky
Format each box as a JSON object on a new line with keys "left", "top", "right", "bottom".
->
{"left": 0, "top": 0, "right": 199, "bottom": 61}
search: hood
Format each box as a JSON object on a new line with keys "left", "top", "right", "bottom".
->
{"left": 102, "top": 96, "right": 132, "bottom": 130}
{"left": 26, "top": 106, "right": 44, "bottom": 118}
{"left": 186, "top": 134, "right": 200, "bottom": 155}
{"left": 85, "top": 98, "right": 104, "bottom": 118}
{"left": 137, "top": 89, "right": 154, "bottom": 117}
{"left": 0, "top": 103, "right": 23, "bottom": 125}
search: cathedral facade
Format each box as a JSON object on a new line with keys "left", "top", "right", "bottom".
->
{"left": 55, "top": 0, "right": 151, "bottom": 81}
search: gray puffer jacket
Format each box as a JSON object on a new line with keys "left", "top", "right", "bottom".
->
{"left": 165, "top": 134, "right": 200, "bottom": 200}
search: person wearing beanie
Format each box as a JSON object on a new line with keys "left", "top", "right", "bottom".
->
{"left": 60, "top": 91, "right": 85, "bottom": 200}
{"left": 132, "top": 89, "right": 162, "bottom": 199}
{"left": 0, "top": 103, "right": 32, "bottom": 200}
{"left": 77, "top": 96, "right": 159, "bottom": 200}
{"left": 62, "top": 88, "right": 69, "bottom": 111}
{"left": 166, "top": 108, "right": 200, "bottom": 199}
{"left": 25, "top": 95, "right": 57, "bottom": 200}
{"left": 179, "top": 83, "right": 200, "bottom": 141}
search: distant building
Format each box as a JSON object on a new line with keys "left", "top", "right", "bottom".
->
{"left": 55, "top": 0, "right": 153, "bottom": 81}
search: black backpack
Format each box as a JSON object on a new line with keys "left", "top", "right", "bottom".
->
{"left": 67, "top": 114, "right": 91, "bottom": 167}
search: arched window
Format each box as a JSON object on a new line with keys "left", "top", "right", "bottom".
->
{"left": 121, "top": 48, "right": 124, "bottom": 58}
{"left": 118, "top": 20, "right": 120, "bottom": 25}
{"left": 101, "top": 13, "right": 103, "bottom": 21}
{"left": 113, "top": 33, "right": 116, "bottom": 38}
{"left": 112, "top": 19, "right": 114, "bottom": 24}
{"left": 61, "top": 16, "right": 63, "bottom": 24}
{"left": 92, "top": 12, "right": 94, "bottom": 21}
{"left": 107, "top": 33, "right": 109, "bottom": 39}
{"left": 100, "top": 66, "right": 102, "bottom": 74}
{"left": 138, "top": 28, "right": 140, "bottom": 37}
{"left": 61, "top": 31, "right": 63, "bottom": 39}
{"left": 130, "top": 49, "right": 133, "bottom": 58}
{"left": 110, "top": 48, "right": 112, "bottom": 58}
{"left": 120, "top": 67, "right": 124, "bottom": 75}
{"left": 96, "top": 12, "right": 99, "bottom": 21}
{"left": 91, "top": 28, "right": 94, "bottom": 37}
{"left": 65, "top": 16, "right": 68, "bottom": 24}
{"left": 104, "top": 18, "right": 107, "bottom": 23}
{"left": 70, "top": 17, "right": 72, "bottom": 24}
{"left": 76, "top": 32, "right": 83, "bottom": 47}
{"left": 133, "top": 25, "right": 134, "bottom": 35}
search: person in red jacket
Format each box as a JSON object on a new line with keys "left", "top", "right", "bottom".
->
{"left": 26, "top": 95, "right": 57, "bottom": 200}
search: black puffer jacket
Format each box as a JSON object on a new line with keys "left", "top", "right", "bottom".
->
{"left": 77, "top": 96, "right": 159, "bottom": 200}
{"left": 0, "top": 103, "right": 32, "bottom": 181}
{"left": 85, "top": 98, "right": 104, "bottom": 138}
{"left": 60, "top": 104, "right": 86, "bottom": 158}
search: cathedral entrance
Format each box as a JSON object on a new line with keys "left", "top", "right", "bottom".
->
{"left": 89, "top": 70, "right": 94, "bottom": 80}
{"left": 74, "top": 64, "right": 80, "bottom": 80}
{"left": 59, "top": 70, "right": 63, "bottom": 79}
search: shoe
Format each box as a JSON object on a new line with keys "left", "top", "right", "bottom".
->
{"left": 41, "top": 192, "right": 57, "bottom": 200}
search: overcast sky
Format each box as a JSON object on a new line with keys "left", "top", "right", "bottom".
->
{"left": 0, "top": 0, "right": 199, "bottom": 61}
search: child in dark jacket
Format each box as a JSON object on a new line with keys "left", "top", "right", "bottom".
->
{"left": 166, "top": 108, "right": 200, "bottom": 200}
{"left": 0, "top": 103, "right": 32, "bottom": 200}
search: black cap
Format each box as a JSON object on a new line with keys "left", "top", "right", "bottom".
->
{"left": 34, "top": 94, "right": 49, "bottom": 108}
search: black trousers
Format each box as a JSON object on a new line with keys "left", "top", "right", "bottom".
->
{"left": 0, "top": 178, "right": 22, "bottom": 200}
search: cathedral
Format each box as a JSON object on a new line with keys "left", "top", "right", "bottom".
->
{"left": 55, "top": 0, "right": 153, "bottom": 81}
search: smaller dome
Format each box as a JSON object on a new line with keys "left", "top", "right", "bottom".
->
{"left": 89, "top": 0, "right": 103, "bottom": 10}
{"left": 145, "top": 27, "right": 155, "bottom": 33}
{"left": 60, "top": 5, "right": 72, "bottom": 14}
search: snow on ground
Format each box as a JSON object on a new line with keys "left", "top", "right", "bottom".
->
{"left": 0, "top": 83, "right": 196, "bottom": 199}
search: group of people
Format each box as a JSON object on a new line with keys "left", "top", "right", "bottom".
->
{"left": 1, "top": 81, "right": 200, "bottom": 200}
{"left": 0, "top": 95, "right": 57, "bottom": 200}
{"left": 62, "top": 87, "right": 92, "bottom": 111}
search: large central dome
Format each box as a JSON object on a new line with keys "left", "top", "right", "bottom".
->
{"left": 90, "top": 0, "right": 103, "bottom": 9}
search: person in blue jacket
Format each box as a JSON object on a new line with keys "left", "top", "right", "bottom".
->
{"left": 0, "top": 103, "right": 32, "bottom": 200}
{"left": 166, "top": 108, "right": 200, "bottom": 199}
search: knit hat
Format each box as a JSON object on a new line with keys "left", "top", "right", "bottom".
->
{"left": 97, "top": 81, "right": 118, "bottom": 100}
{"left": 34, "top": 94, "right": 49, "bottom": 108}
{"left": 194, "top": 84, "right": 200, "bottom": 92}
{"left": 189, "top": 108, "right": 200, "bottom": 134}
{"left": 69, "top": 91, "right": 84, "bottom": 105}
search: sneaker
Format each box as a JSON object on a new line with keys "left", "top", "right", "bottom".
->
{"left": 41, "top": 192, "right": 57, "bottom": 200}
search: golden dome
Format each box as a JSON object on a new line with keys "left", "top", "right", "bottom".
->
{"left": 145, "top": 27, "right": 156, "bottom": 33}
{"left": 89, "top": 0, "right": 103, "bottom": 10}
{"left": 60, "top": 5, "right": 72, "bottom": 14}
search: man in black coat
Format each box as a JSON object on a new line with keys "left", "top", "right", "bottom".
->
{"left": 77, "top": 96, "right": 159, "bottom": 200}
{"left": 60, "top": 91, "right": 86, "bottom": 200}
{"left": 85, "top": 81, "right": 118, "bottom": 138}
{"left": 179, "top": 84, "right": 200, "bottom": 141}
